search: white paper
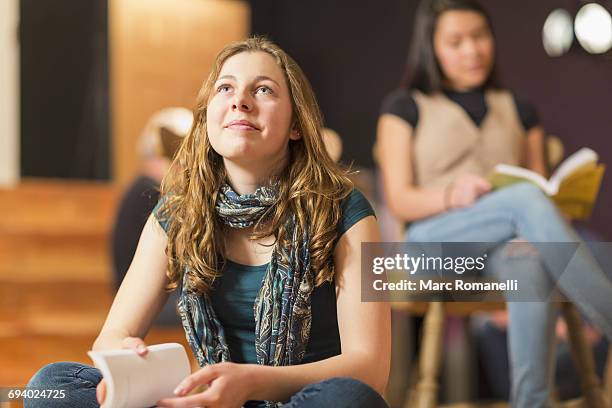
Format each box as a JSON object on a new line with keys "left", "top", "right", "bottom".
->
{"left": 88, "top": 343, "right": 191, "bottom": 408}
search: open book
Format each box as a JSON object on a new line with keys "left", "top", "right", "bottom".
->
{"left": 489, "top": 147, "right": 605, "bottom": 220}
{"left": 88, "top": 343, "right": 191, "bottom": 408}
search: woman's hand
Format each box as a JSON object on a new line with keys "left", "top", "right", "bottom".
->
{"left": 157, "top": 362, "right": 256, "bottom": 408}
{"left": 446, "top": 174, "right": 491, "bottom": 209}
{"left": 96, "top": 337, "right": 149, "bottom": 405}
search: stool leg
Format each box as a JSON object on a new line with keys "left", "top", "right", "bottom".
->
{"left": 413, "top": 302, "right": 445, "bottom": 408}
{"left": 561, "top": 302, "right": 607, "bottom": 408}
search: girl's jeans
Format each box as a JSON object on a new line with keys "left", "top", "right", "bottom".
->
{"left": 25, "top": 362, "right": 388, "bottom": 408}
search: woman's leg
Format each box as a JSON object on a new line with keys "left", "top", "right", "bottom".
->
{"left": 281, "top": 377, "right": 388, "bottom": 408}
{"left": 24, "top": 362, "right": 101, "bottom": 408}
{"left": 407, "top": 182, "right": 612, "bottom": 339}
{"left": 487, "top": 246, "right": 558, "bottom": 408}
{"left": 406, "top": 183, "right": 612, "bottom": 407}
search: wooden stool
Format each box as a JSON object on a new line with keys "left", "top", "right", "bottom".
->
{"left": 393, "top": 301, "right": 611, "bottom": 408}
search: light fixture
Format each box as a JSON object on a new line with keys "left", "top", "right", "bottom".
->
{"left": 542, "top": 8, "right": 574, "bottom": 56}
{"left": 574, "top": 3, "right": 612, "bottom": 54}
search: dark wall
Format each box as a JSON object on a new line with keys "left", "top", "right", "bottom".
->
{"left": 485, "top": 0, "right": 612, "bottom": 238}
{"left": 20, "top": 0, "right": 109, "bottom": 180}
{"left": 250, "top": 0, "right": 419, "bottom": 169}
{"left": 251, "top": 0, "right": 612, "bottom": 238}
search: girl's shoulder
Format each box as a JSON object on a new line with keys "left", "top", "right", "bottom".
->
{"left": 337, "top": 188, "right": 376, "bottom": 237}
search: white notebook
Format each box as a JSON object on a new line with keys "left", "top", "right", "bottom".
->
{"left": 87, "top": 343, "right": 191, "bottom": 408}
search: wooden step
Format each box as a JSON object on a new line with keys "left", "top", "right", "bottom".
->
{"left": 0, "top": 179, "right": 121, "bottom": 282}
{"left": 0, "top": 234, "right": 111, "bottom": 283}
{"left": 0, "top": 179, "right": 119, "bottom": 234}
{"left": 0, "top": 281, "right": 113, "bottom": 337}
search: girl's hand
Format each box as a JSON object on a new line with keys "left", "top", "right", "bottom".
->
{"left": 96, "top": 337, "right": 149, "bottom": 405}
{"left": 157, "top": 362, "right": 256, "bottom": 408}
{"left": 446, "top": 174, "right": 491, "bottom": 209}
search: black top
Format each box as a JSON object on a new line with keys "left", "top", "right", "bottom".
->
{"left": 380, "top": 87, "right": 539, "bottom": 131}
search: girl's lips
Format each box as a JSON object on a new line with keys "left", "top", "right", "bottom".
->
{"left": 226, "top": 123, "right": 258, "bottom": 130}
{"left": 225, "top": 120, "right": 260, "bottom": 131}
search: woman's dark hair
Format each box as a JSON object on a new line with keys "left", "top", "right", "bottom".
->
{"left": 402, "top": 0, "right": 501, "bottom": 93}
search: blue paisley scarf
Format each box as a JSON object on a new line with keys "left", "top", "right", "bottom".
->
{"left": 176, "top": 183, "right": 314, "bottom": 404}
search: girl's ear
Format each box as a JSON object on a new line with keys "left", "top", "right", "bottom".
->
{"left": 289, "top": 121, "right": 302, "bottom": 141}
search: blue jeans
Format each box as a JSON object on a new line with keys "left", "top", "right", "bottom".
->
{"left": 25, "top": 362, "right": 388, "bottom": 408}
{"left": 406, "top": 182, "right": 612, "bottom": 408}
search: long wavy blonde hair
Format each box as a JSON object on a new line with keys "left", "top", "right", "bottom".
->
{"left": 159, "top": 37, "right": 353, "bottom": 296}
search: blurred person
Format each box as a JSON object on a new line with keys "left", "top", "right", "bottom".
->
{"left": 321, "top": 127, "right": 343, "bottom": 163}
{"left": 376, "top": 0, "right": 612, "bottom": 406}
{"left": 111, "top": 107, "right": 193, "bottom": 326}
{"left": 25, "top": 37, "right": 390, "bottom": 408}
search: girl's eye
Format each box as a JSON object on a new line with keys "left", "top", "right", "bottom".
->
{"left": 217, "top": 84, "right": 231, "bottom": 93}
{"left": 255, "top": 86, "right": 273, "bottom": 95}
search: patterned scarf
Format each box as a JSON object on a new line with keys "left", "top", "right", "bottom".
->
{"left": 176, "top": 183, "right": 314, "bottom": 402}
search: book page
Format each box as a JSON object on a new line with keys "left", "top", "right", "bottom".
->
{"left": 88, "top": 343, "right": 191, "bottom": 408}
{"left": 492, "top": 164, "right": 552, "bottom": 194}
{"left": 549, "top": 147, "right": 598, "bottom": 189}
{"left": 554, "top": 164, "right": 605, "bottom": 220}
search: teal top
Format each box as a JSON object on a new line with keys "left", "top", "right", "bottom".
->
{"left": 153, "top": 189, "right": 375, "bottom": 364}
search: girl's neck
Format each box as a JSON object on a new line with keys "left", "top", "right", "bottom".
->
{"left": 223, "top": 156, "right": 286, "bottom": 195}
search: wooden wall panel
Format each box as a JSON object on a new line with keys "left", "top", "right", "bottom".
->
{"left": 110, "top": 0, "right": 249, "bottom": 184}
{"left": 0, "top": 180, "right": 119, "bottom": 283}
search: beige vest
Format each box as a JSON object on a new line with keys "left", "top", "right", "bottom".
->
{"left": 412, "top": 89, "right": 526, "bottom": 188}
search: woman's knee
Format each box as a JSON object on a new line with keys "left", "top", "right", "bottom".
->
{"left": 504, "top": 183, "right": 553, "bottom": 211}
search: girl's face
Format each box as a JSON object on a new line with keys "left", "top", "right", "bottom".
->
{"left": 433, "top": 10, "right": 494, "bottom": 91}
{"left": 206, "top": 51, "right": 299, "bottom": 167}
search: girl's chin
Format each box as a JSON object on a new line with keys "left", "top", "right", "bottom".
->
{"left": 213, "top": 141, "right": 254, "bottom": 156}
{"left": 220, "top": 151, "right": 255, "bottom": 162}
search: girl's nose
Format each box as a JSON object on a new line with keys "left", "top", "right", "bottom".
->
{"left": 232, "top": 90, "right": 252, "bottom": 112}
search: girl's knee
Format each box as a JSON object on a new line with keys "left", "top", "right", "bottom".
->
{"left": 25, "top": 363, "right": 71, "bottom": 408}
{"left": 25, "top": 362, "right": 100, "bottom": 408}
{"left": 321, "top": 376, "right": 368, "bottom": 388}
{"left": 27, "top": 362, "right": 75, "bottom": 389}
{"left": 319, "top": 377, "right": 388, "bottom": 408}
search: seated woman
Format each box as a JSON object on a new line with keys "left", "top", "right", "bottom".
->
{"left": 376, "top": 0, "right": 612, "bottom": 407}
{"left": 26, "top": 37, "right": 390, "bottom": 408}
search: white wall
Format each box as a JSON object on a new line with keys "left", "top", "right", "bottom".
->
{"left": 0, "top": 0, "right": 20, "bottom": 186}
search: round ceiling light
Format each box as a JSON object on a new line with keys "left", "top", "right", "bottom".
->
{"left": 574, "top": 3, "right": 612, "bottom": 54}
{"left": 542, "top": 8, "right": 574, "bottom": 56}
